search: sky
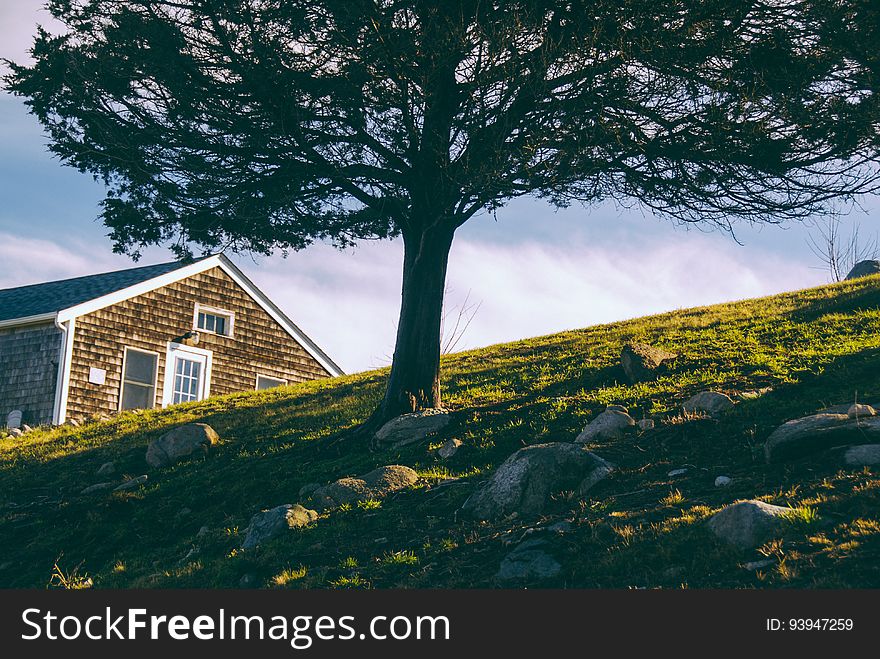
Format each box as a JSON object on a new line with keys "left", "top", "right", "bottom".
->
{"left": 1, "top": 1, "right": 877, "bottom": 374}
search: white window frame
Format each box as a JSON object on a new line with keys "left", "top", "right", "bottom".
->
{"left": 162, "top": 342, "right": 214, "bottom": 407}
{"left": 193, "top": 302, "right": 235, "bottom": 338}
{"left": 256, "top": 374, "right": 288, "bottom": 391}
{"left": 119, "top": 346, "right": 160, "bottom": 412}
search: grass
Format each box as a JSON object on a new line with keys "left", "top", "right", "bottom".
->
{"left": 2, "top": 275, "right": 880, "bottom": 588}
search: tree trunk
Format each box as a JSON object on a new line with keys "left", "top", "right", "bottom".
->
{"left": 367, "top": 223, "right": 455, "bottom": 431}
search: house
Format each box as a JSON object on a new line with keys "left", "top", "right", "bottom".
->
{"left": 0, "top": 254, "right": 343, "bottom": 427}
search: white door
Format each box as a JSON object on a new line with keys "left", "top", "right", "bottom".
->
{"left": 163, "top": 343, "right": 212, "bottom": 407}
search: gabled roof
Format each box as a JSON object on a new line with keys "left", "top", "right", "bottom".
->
{"left": 0, "top": 254, "right": 343, "bottom": 376}
{"left": 0, "top": 259, "right": 198, "bottom": 322}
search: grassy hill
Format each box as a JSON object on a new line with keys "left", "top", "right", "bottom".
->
{"left": 3, "top": 275, "right": 880, "bottom": 589}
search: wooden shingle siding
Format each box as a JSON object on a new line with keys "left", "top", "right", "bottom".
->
{"left": 0, "top": 323, "right": 61, "bottom": 425}
{"left": 66, "top": 267, "right": 331, "bottom": 420}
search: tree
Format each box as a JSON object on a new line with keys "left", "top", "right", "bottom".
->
{"left": 807, "top": 217, "right": 879, "bottom": 282}
{"left": 6, "top": 0, "right": 880, "bottom": 431}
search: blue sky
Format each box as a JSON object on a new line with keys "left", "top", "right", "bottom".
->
{"left": 1, "top": 1, "right": 876, "bottom": 373}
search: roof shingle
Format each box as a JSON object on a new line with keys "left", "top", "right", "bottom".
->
{"left": 0, "top": 260, "right": 192, "bottom": 322}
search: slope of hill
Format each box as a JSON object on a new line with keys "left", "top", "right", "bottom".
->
{"left": 2, "top": 276, "right": 880, "bottom": 589}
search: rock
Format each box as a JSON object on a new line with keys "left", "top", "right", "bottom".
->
{"left": 620, "top": 342, "right": 678, "bottom": 383}
{"left": 715, "top": 476, "right": 732, "bottom": 487}
{"left": 197, "top": 526, "right": 210, "bottom": 538}
{"left": 668, "top": 468, "right": 688, "bottom": 477}
{"left": 6, "top": 410, "right": 22, "bottom": 429}
{"left": 764, "top": 413, "right": 880, "bottom": 462}
{"left": 706, "top": 500, "right": 792, "bottom": 549}
{"left": 113, "top": 475, "right": 148, "bottom": 492}
{"left": 683, "top": 391, "right": 734, "bottom": 416}
{"left": 743, "top": 558, "right": 776, "bottom": 571}
{"left": 65, "top": 418, "right": 80, "bottom": 427}
{"left": 239, "top": 573, "right": 258, "bottom": 588}
{"left": 496, "top": 539, "right": 562, "bottom": 583}
{"left": 637, "top": 419, "right": 655, "bottom": 432}
{"left": 374, "top": 409, "right": 450, "bottom": 447}
{"left": 8, "top": 428, "right": 22, "bottom": 438}
{"left": 298, "top": 483, "right": 321, "bottom": 499}
{"left": 146, "top": 423, "right": 219, "bottom": 468}
{"left": 844, "top": 259, "right": 880, "bottom": 280}
{"left": 21, "top": 424, "right": 33, "bottom": 433}
{"left": 96, "top": 462, "right": 116, "bottom": 476}
{"left": 309, "top": 465, "right": 419, "bottom": 511}
{"left": 548, "top": 521, "right": 573, "bottom": 534}
{"left": 438, "top": 438, "right": 463, "bottom": 459}
{"left": 81, "top": 482, "right": 115, "bottom": 494}
{"left": 242, "top": 504, "right": 318, "bottom": 549}
{"left": 461, "top": 442, "right": 613, "bottom": 521}
{"left": 605, "top": 404, "right": 628, "bottom": 413}
{"left": 843, "top": 444, "right": 880, "bottom": 466}
{"left": 848, "top": 403, "right": 876, "bottom": 419}
{"left": 575, "top": 409, "right": 636, "bottom": 443}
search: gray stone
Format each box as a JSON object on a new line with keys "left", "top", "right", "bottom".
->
{"left": 714, "top": 476, "right": 732, "bottom": 487}
{"left": 81, "top": 482, "right": 115, "bottom": 494}
{"left": 310, "top": 465, "right": 419, "bottom": 511}
{"left": 496, "top": 539, "right": 562, "bottom": 582}
{"left": 848, "top": 403, "right": 876, "bottom": 419}
{"left": 461, "top": 442, "right": 613, "bottom": 521}
{"left": 96, "top": 462, "right": 116, "bottom": 477}
{"left": 707, "top": 500, "right": 792, "bottom": 549}
{"left": 8, "top": 428, "right": 22, "bottom": 438}
{"left": 575, "top": 409, "right": 636, "bottom": 443}
{"left": 765, "top": 413, "right": 880, "bottom": 462}
{"left": 113, "top": 475, "right": 148, "bottom": 492}
{"left": 374, "top": 409, "right": 450, "bottom": 447}
{"left": 668, "top": 468, "right": 688, "bottom": 477}
{"left": 197, "top": 526, "right": 210, "bottom": 538}
{"left": 683, "top": 391, "right": 734, "bottom": 416}
{"left": 637, "top": 419, "right": 655, "bottom": 432}
{"left": 743, "top": 559, "right": 776, "bottom": 570}
{"left": 844, "top": 259, "right": 880, "bottom": 280}
{"left": 843, "top": 444, "right": 880, "bottom": 467}
{"left": 298, "top": 483, "right": 321, "bottom": 499}
{"left": 438, "top": 438, "right": 463, "bottom": 459}
{"left": 146, "top": 423, "right": 219, "bottom": 468}
{"left": 242, "top": 504, "right": 318, "bottom": 549}
{"left": 620, "top": 342, "right": 678, "bottom": 383}
{"left": 6, "top": 410, "right": 22, "bottom": 430}
{"left": 605, "top": 404, "right": 629, "bottom": 413}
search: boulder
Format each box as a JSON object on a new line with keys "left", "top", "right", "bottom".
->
{"left": 683, "top": 391, "right": 734, "bottom": 416}
{"left": 843, "top": 444, "right": 880, "bottom": 467}
{"left": 848, "top": 403, "right": 876, "bottom": 419}
{"left": 461, "top": 442, "right": 613, "bottom": 521}
{"left": 620, "top": 342, "right": 678, "bottom": 383}
{"left": 575, "top": 409, "right": 636, "bottom": 443}
{"left": 242, "top": 504, "right": 318, "bottom": 549}
{"left": 298, "top": 483, "right": 321, "bottom": 499}
{"left": 496, "top": 539, "right": 562, "bottom": 583}
{"left": 764, "top": 413, "right": 880, "bottom": 463}
{"left": 81, "top": 482, "right": 115, "bottom": 494}
{"left": 844, "top": 259, "right": 880, "bottom": 280}
{"left": 707, "top": 500, "right": 792, "bottom": 549}
{"left": 637, "top": 419, "right": 655, "bottom": 432}
{"left": 374, "top": 409, "right": 450, "bottom": 448}
{"left": 309, "top": 465, "right": 419, "bottom": 511}
{"left": 438, "top": 438, "right": 463, "bottom": 459}
{"left": 8, "top": 428, "right": 22, "bottom": 438}
{"left": 714, "top": 476, "right": 732, "bottom": 487}
{"left": 146, "top": 423, "right": 219, "bottom": 468}
{"left": 96, "top": 461, "right": 116, "bottom": 477}
{"left": 113, "top": 475, "right": 148, "bottom": 492}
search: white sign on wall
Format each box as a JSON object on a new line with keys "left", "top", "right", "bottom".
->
{"left": 89, "top": 367, "right": 107, "bottom": 385}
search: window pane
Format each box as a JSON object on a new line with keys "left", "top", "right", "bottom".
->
{"left": 125, "top": 350, "right": 156, "bottom": 384}
{"left": 214, "top": 316, "right": 226, "bottom": 336}
{"left": 121, "top": 383, "right": 154, "bottom": 410}
{"left": 197, "top": 310, "right": 229, "bottom": 336}
{"left": 257, "top": 376, "right": 286, "bottom": 391}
